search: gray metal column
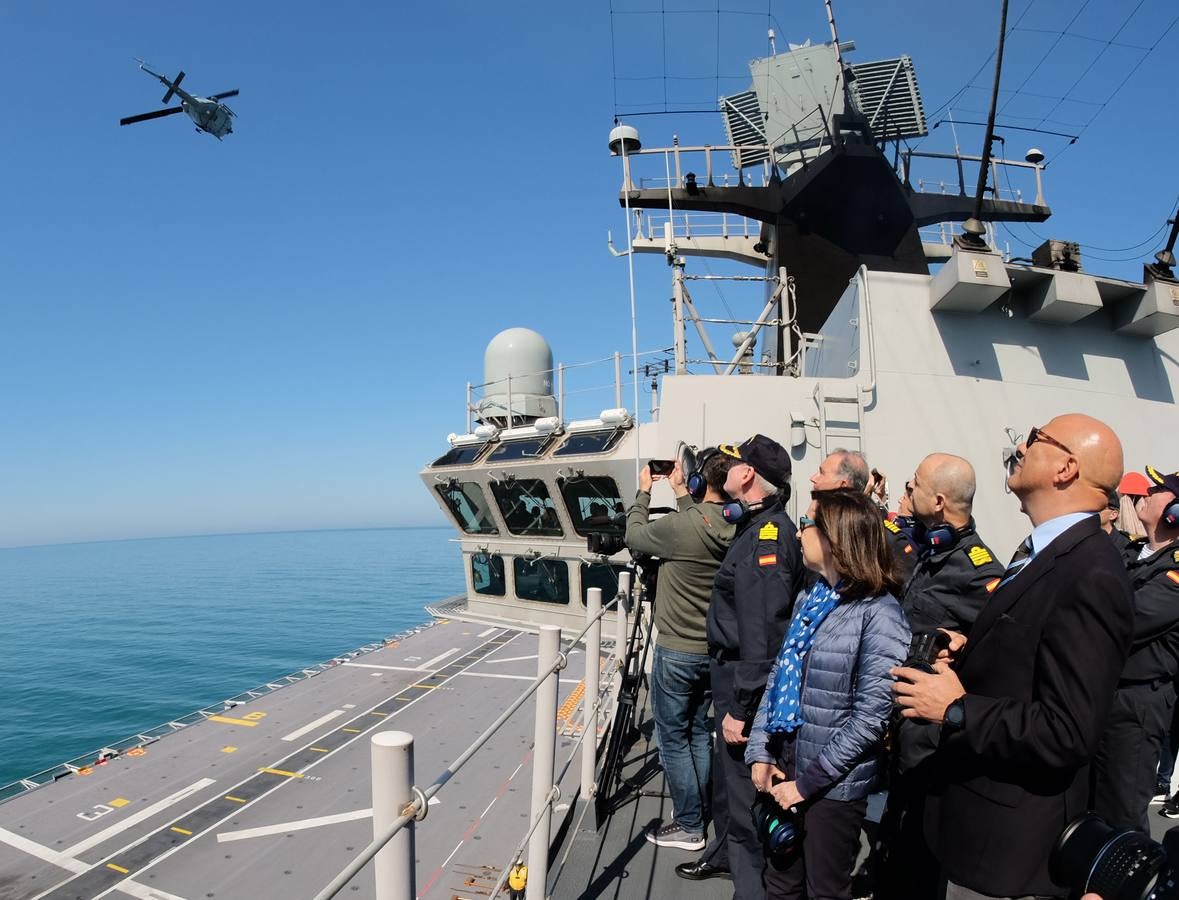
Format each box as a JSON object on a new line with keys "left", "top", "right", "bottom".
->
{"left": 371, "top": 731, "right": 415, "bottom": 900}
{"left": 581, "top": 588, "right": 602, "bottom": 802}
{"left": 526, "top": 626, "right": 561, "bottom": 900}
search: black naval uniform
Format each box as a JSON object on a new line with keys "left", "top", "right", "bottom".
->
{"left": 1093, "top": 540, "right": 1179, "bottom": 832}
{"left": 884, "top": 516, "right": 919, "bottom": 583}
{"left": 701, "top": 494, "right": 806, "bottom": 900}
{"left": 875, "top": 521, "right": 1005, "bottom": 900}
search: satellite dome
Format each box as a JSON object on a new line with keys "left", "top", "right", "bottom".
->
{"left": 478, "top": 328, "right": 558, "bottom": 427}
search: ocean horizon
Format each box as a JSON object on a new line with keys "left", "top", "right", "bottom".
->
{"left": 0, "top": 527, "right": 462, "bottom": 787}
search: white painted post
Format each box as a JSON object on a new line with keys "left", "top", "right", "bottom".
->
{"left": 615, "top": 571, "right": 631, "bottom": 672}
{"left": 371, "top": 732, "right": 415, "bottom": 900}
{"left": 581, "top": 588, "right": 602, "bottom": 802}
{"left": 526, "top": 626, "right": 561, "bottom": 900}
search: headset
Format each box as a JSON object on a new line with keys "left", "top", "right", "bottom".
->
{"left": 751, "top": 790, "right": 801, "bottom": 855}
{"left": 686, "top": 447, "right": 721, "bottom": 502}
{"left": 1164, "top": 496, "right": 1179, "bottom": 528}
{"left": 922, "top": 522, "right": 957, "bottom": 550}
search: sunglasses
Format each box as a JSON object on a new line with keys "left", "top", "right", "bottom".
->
{"left": 1026, "top": 426, "right": 1073, "bottom": 456}
{"left": 799, "top": 514, "right": 817, "bottom": 532}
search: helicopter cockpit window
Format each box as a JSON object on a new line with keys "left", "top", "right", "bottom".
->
{"left": 485, "top": 437, "right": 557, "bottom": 463}
{"left": 471, "top": 552, "right": 506, "bottom": 596}
{"left": 513, "top": 558, "right": 569, "bottom": 604}
{"left": 434, "top": 482, "right": 499, "bottom": 535}
{"left": 431, "top": 443, "right": 491, "bottom": 467}
{"left": 558, "top": 476, "right": 625, "bottom": 538}
{"left": 553, "top": 429, "right": 624, "bottom": 457}
{"left": 489, "top": 479, "right": 563, "bottom": 536}
{"left": 580, "top": 562, "right": 625, "bottom": 607}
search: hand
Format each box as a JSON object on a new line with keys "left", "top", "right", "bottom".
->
{"left": 751, "top": 762, "right": 787, "bottom": 792}
{"left": 936, "top": 629, "right": 967, "bottom": 662}
{"left": 769, "top": 779, "right": 804, "bottom": 811}
{"left": 669, "top": 461, "right": 689, "bottom": 497}
{"left": 891, "top": 660, "right": 966, "bottom": 724}
{"left": 639, "top": 465, "right": 653, "bottom": 493}
{"left": 721, "top": 713, "right": 748, "bottom": 745}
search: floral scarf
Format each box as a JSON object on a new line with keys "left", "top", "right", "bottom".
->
{"left": 764, "top": 578, "right": 842, "bottom": 734}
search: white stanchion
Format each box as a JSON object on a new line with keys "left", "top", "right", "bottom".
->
{"left": 526, "top": 626, "right": 561, "bottom": 900}
{"left": 581, "top": 588, "right": 602, "bottom": 801}
{"left": 371, "top": 732, "right": 416, "bottom": 900}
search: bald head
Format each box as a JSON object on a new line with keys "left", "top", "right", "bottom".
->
{"left": 911, "top": 453, "right": 977, "bottom": 527}
{"left": 1007, "top": 413, "right": 1123, "bottom": 525}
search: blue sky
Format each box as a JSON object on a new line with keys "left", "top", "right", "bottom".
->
{"left": 1, "top": 1, "right": 1175, "bottom": 547}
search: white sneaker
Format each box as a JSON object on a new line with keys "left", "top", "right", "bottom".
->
{"left": 646, "top": 822, "right": 706, "bottom": 851}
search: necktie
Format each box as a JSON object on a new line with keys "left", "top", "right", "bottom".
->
{"left": 999, "top": 536, "right": 1033, "bottom": 586}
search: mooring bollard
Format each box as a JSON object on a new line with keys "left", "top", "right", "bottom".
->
{"left": 526, "top": 625, "right": 561, "bottom": 900}
{"left": 371, "top": 731, "right": 416, "bottom": 900}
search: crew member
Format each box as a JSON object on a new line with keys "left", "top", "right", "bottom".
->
{"left": 676, "top": 434, "right": 805, "bottom": 896}
{"left": 1093, "top": 465, "right": 1179, "bottom": 832}
{"left": 625, "top": 454, "right": 737, "bottom": 851}
{"left": 875, "top": 454, "right": 1004, "bottom": 900}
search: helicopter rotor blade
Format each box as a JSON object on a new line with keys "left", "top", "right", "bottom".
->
{"left": 120, "top": 106, "right": 185, "bottom": 126}
{"left": 209, "top": 89, "right": 239, "bottom": 100}
{"left": 162, "top": 70, "right": 185, "bottom": 104}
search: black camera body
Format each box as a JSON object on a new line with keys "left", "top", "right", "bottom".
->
{"left": 904, "top": 629, "right": 951, "bottom": 674}
{"left": 1053, "top": 814, "right": 1179, "bottom": 900}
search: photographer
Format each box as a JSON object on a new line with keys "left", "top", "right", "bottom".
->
{"left": 745, "top": 489, "right": 909, "bottom": 900}
{"left": 624, "top": 454, "right": 737, "bottom": 851}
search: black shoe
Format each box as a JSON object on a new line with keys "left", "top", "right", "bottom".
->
{"left": 1153, "top": 779, "right": 1171, "bottom": 802}
{"left": 1164, "top": 793, "right": 1179, "bottom": 819}
{"left": 675, "top": 859, "right": 732, "bottom": 881}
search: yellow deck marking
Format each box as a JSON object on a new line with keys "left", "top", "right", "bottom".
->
{"left": 557, "top": 681, "right": 586, "bottom": 723}
{"left": 310, "top": 746, "right": 329, "bottom": 753}
{"left": 209, "top": 715, "right": 259, "bottom": 727}
{"left": 258, "top": 767, "right": 304, "bottom": 778}
{"left": 225, "top": 796, "right": 247, "bottom": 803}
{"left": 369, "top": 711, "right": 389, "bottom": 716}
{"left": 170, "top": 826, "right": 193, "bottom": 836}
{"left": 409, "top": 684, "right": 437, "bottom": 690}
{"left": 110, "top": 798, "right": 130, "bottom": 808}
{"left": 107, "top": 863, "right": 130, "bottom": 874}
{"left": 221, "top": 746, "right": 237, "bottom": 753}
{"left": 342, "top": 727, "right": 361, "bottom": 733}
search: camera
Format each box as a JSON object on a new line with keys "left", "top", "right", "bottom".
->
{"left": 752, "top": 788, "right": 801, "bottom": 855}
{"left": 1052, "top": 814, "right": 1179, "bottom": 900}
{"left": 904, "top": 629, "right": 951, "bottom": 674}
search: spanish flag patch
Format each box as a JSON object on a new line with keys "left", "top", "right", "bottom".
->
{"left": 904, "top": 544, "right": 913, "bottom": 554}
{"left": 968, "top": 546, "right": 994, "bottom": 567}
{"left": 1167, "top": 570, "right": 1179, "bottom": 586}
{"left": 985, "top": 578, "right": 1000, "bottom": 593}
{"left": 759, "top": 554, "right": 777, "bottom": 567}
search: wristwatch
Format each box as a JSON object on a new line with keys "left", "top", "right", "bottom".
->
{"left": 944, "top": 697, "right": 966, "bottom": 731}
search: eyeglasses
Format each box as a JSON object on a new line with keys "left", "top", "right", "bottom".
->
{"left": 1026, "top": 426, "right": 1073, "bottom": 456}
{"left": 799, "top": 515, "right": 817, "bottom": 532}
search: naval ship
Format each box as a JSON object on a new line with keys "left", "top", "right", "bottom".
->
{"left": 3, "top": 7, "right": 1179, "bottom": 899}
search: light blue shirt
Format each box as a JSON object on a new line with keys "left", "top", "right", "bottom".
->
{"left": 1027, "top": 511, "right": 1096, "bottom": 560}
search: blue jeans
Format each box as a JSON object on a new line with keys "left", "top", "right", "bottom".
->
{"left": 651, "top": 645, "right": 714, "bottom": 833}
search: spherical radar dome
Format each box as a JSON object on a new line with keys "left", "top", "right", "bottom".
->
{"left": 480, "top": 328, "right": 557, "bottom": 426}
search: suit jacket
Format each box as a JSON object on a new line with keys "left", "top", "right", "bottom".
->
{"left": 924, "top": 515, "right": 1133, "bottom": 897}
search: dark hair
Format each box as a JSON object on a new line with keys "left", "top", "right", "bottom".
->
{"left": 812, "top": 488, "right": 902, "bottom": 600}
{"left": 702, "top": 451, "right": 736, "bottom": 494}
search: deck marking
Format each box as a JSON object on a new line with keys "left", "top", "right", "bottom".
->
{"left": 257, "top": 767, "right": 303, "bottom": 778}
{"left": 478, "top": 627, "right": 496, "bottom": 637}
{"left": 342, "top": 727, "right": 361, "bottom": 733}
{"left": 220, "top": 746, "right": 237, "bottom": 753}
{"left": 456, "top": 671, "right": 581, "bottom": 684}
{"left": 309, "top": 746, "right": 329, "bottom": 753}
{"left": 408, "top": 684, "right": 438, "bottom": 690}
{"left": 442, "top": 841, "right": 463, "bottom": 867}
{"left": 106, "top": 863, "right": 130, "bottom": 874}
{"left": 224, "top": 796, "right": 246, "bottom": 803}
{"left": 0, "top": 826, "right": 88, "bottom": 873}
{"left": 216, "top": 808, "right": 372, "bottom": 843}
{"left": 280, "top": 708, "right": 345, "bottom": 742}
{"left": 207, "top": 715, "right": 258, "bottom": 727}
{"left": 116, "top": 879, "right": 190, "bottom": 900}
{"left": 168, "top": 827, "right": 192, "bottom": 836}
{"left": 416, "top": 647, "right": 461, "bottom": 670}
{"left": 343, "top": 703, "right": 356, "bottom": 709}
{"left": 485, "top": 654, "right": 538, "bottom": 665}
{"left": 343, "top": 661, "right": 426, "bottom": 672}
{"left": 64, "top": 778, "right": 216, "bottom": 856}
{"left": 110, "top": 798, "right": 130, "bottom": 808}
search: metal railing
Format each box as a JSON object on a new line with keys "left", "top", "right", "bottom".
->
{"left": 312, "top": 579, "right": 631, "bottom": 900}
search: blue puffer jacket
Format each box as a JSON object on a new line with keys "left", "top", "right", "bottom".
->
{"left": 745, "top": 590, "right": 909, "bottom": 801}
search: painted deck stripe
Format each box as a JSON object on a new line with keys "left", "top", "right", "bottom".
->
{"left": 309, "top": 746, "right": 329, "bottom": 753}
{"left": 169, "top": 827, "right": 192, "bottom": 836}
{"left": 207, "top": 715, "right": 258, "bottom": 727}
{"left": 107, "top": 863, "right": 130, "bottom": 874}
{"left": 216, "top": 807, "right": 372, "bottom": 843}
{"left": 65, "top": 778, "right": 216, "bottom": 856}
{"left": 258, "top": 767, "right": 303, "bottom": 778}
{"left": 416, "top": 647, "right": 461, "bottom": 670}
{"left": 342, "top": 727, "right": 361, "bottom": 733}
{"left": 342, "top": 662, "right": 423, "bottom": 672}
{"left": 485, "top": 654, "right": 538, "bottom": 665}
{"left": 0, "top": 826, "right": 88, "bottom": 874}
{"left": 478, "top": 627, "right": 496, "bottom": 637}
{"left": 280, "top": 709, "right": 345, "bottom": 742}
{"left": 116, "top": 879, "right": 190, "bottom": 900}
{"left": 224, "top": 796, "right": 246, "bottom": 803}
{"left": 455, "top": 671, "right": 581, "bottom": 684}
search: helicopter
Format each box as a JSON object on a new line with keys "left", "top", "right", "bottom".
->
{"left": 119, "top": 61, "right": 239, "bottom": 139}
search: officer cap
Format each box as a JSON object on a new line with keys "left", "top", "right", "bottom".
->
{"left": 719, "top": 434, "right": 792, "bottom": 490}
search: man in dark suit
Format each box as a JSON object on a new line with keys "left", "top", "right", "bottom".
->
{"left": 891, "top": 413, "right": 1134, "bottom": 900}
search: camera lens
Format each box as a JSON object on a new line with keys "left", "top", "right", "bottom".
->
{"left": 1052, "top": 815, "right": 1166, "bottom": 900}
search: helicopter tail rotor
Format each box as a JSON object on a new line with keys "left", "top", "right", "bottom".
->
{"left": 161, "top": 71, "right": 185, "bottom": 105}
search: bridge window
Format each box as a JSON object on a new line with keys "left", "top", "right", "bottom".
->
{"left": 431, "top": 443, "right": 491, "bottom": 467}
{"left": 490, "top": 479, "right": 563, "bottom": 536}
{"left": 435, "top": 482, "right": 499, "bottom": 535}
{"left": 471, "top": 552, "right": 506, "bottom": 596}
{"left": 513, "top": 558, "right": 569, "bottom": 604}
{"left": 580, "top": 562, "right": 625, "bottom": 606}
{"left": 553, "top": 429, "right": 624, "bottom": 457}
{"left": 486, "top": 437, "right": 556, "bottom": 463}
{"left": 558, "top": 476, "right": 625, "bottom": 538}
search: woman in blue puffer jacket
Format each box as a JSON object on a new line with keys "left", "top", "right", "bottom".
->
{"left": 745, "top": 488, "right": 910, "bottom": 900}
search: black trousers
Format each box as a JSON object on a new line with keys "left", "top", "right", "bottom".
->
{"left": 765, "top": 795, "right": 868, "bottom": 900}
{"left": 1092, "top": 681, "right": 1175, "bottom": 832}
{"left": 874, "top": 764, "right": 940, "bottom": 900}
{"left": 700, "top": 658, "right": 766, "bottom": 899}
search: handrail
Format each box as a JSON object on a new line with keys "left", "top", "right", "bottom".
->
{"left": 311, "top": 583, "right": 627, "bottom": 900}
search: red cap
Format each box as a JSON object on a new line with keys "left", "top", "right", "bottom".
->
{"left": 1118, "top": 471, "right": 1151, "bottom": 497}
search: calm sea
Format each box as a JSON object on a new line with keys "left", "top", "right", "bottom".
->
{"left": 0, "top": 528, "right": 462, "bottom": 787}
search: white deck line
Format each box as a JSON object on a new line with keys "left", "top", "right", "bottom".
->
{"left": 64, "top": 778, "right": 216, "bottom": 856}
{"left": 416, "top": 647, "right": 461, "bottom": 670}
{"left": 115, "top": 879, "right": 190, "bottom": 900}
{"left": 216, "top": 808, "right": 372, "bottom": 843}
{"left": 0, "top": 826, "right": 88, "bottom": 873}
{"left": 280, "top": 709, "right": 345, "bottom": 742}
{"left": 342, "top": 662, "right": 426, "bottom": 673}
{"left": 455, "top": 671, "right": 581, "bottom": 684}
{"left": 477, "top": 627, "right": 496, "bottom": 637}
